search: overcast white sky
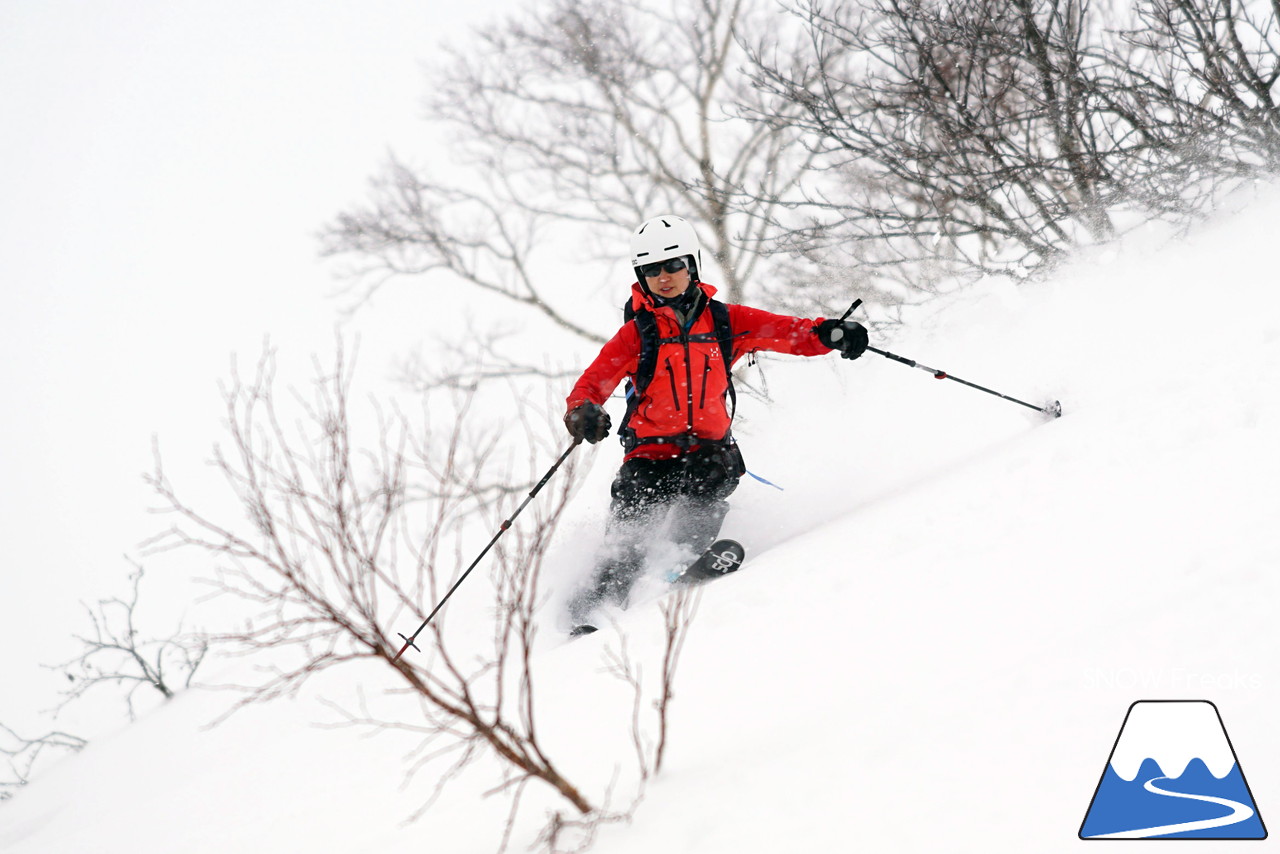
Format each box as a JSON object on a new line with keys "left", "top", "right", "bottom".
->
{"left": 0, "top": 2, "right": 517, "bottom": 735}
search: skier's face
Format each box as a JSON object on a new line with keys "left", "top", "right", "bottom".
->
{"left": 645, "top": 264, "right": 691, "bottom": 300}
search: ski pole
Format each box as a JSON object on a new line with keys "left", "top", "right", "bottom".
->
{"left": 868, "top": 345, "right": 1061, "bottom": 417}
{"left": 840, "top": 299, "right": 1062, "bottom": 418}
{"left": 392, "top": 437, "right": 583, "bottom": 661}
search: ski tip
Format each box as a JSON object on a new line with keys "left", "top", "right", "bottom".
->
{"left": 709, "top": 538, "right": 745, "bottom": 552}
{"left": 668, "top": 540, "right": 749, "bottom": 586}
{"left": 569, "top": 624, "right": 598, "bottom": 639}
{"left": 697, "top": 540, "right": 746, "bottom": 578}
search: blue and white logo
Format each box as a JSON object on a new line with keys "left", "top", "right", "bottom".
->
{"left": 1080, "top": 700, "right": 1266, "bottom": 839}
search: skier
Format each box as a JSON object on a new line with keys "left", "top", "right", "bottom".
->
{"left": 562, "top": 214, "right": 868, "bottom": 634}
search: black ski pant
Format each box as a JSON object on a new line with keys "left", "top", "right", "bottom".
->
{"left": 569, "top": 444, "right": 741, "bottom": 622}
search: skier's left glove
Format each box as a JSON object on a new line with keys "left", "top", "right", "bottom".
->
{"left": 564, "top": 402, "right": 612, "bottom": 444}
{"left": 816, "top": 319, "right": 869, "bottom": 360}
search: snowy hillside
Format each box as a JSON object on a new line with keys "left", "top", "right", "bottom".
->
{"left": 3, "top": 186, "right": 1279, "bottom": 854}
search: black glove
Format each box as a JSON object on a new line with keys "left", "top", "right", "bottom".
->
{"left": 564, "top": 402, "right": 611, "bottom": 443}
{"left": 816, "top": 319, "right": 869, "bottom": 360}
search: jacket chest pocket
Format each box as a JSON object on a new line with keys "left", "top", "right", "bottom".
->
{"left": 663, "top": 356, "right": 681, "bottom": 411}
{"left": 699, "top": 353, "right": 714, "bottom": 408}
{"left": 653, "top": 338, "right": 723, "bottom": 418}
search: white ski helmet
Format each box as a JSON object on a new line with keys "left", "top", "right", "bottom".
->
{"left": 630, "top": 214, "right": 701, "bottom": 284}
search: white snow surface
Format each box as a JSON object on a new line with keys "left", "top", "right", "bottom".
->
{"left": 3, "top": 187, "right": 1279, "bottom": 853}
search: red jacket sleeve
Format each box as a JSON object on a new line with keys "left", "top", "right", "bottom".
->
{"left": 566, "top": 323, "right": 642, "bottom": 411}
{"left": 726, "top": 305, "right": 833, "bottom": 363}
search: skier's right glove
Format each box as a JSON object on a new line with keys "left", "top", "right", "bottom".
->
{"left": 816, "top": 319, "right": 869, "bottom": 360}
{"left": 564, "top": 402, "right": 611, "bottom": 444}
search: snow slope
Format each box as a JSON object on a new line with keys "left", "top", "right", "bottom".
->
{"left": 2, "top": 187, "right": 1279, "bottom": 854}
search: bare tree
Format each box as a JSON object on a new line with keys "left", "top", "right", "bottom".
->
{"left": 47, "top": 563, "right": 207, "bottom": 721}
{"left": 322, "top": 0, "right": 814, "bottom": 344}
{"left": 1115, "top": 0, "right": 1280, "bottom": 198}
{"left": 143, "top": 344, "right": 704, "bottom": 850}
{"left": 746, "top": 0, "right": 1169, "bottom": 286}
{"left": 144, "top": 346, "right": 592, "bottom": 814}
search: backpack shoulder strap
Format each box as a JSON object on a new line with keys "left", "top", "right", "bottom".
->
{"left": 707, "top": 298, "right": 737, "bottom": 421}
{"left": 707, "top": 299, "right": 734, "bottom": 370}
{"left": 618, "top": 302, "right": 660, "bottom": 451}
{"left": 623, "top": 300, "right": 660, "bottom": 397}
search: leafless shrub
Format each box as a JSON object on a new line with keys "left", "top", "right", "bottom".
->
{"left": 142, "top": 342, "right": 705, "bottom": 849}
{"left": 532, "top": 803, "right": 634, "bottom": 854}
{"left": 1, "top": 562, "right": 204, "bottom": 800}
{"left": 531, "top": 587, "right": 700, "bottom": 854}
{"left": 653, "top": 586, "right": 701, "bottom": 776}
{"left": 47, "top": 562, "right": 207, "bottom": 721}
{"left": 144, "top": 344, "right": 594, "bottom": 818}
{"left": 602, "top": 585, "right": 702, "bottom": 783}
{"left": 0, "top": 725, "right": 86, "bottom": 801}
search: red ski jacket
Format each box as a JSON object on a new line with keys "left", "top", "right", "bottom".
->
{"left": 566, "top": 282, "right": 835, "bottom": 460}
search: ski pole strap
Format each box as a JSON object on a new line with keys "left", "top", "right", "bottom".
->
{"left": 745, "top": 469, "right": 784, "bottom": 491}
{"left": 838, "top": 298, "right": 863, "bottom": 322}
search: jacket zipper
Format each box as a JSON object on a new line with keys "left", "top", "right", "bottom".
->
{"left": 699, "top": 354, "right": 712, "bottom": 409}
{"left": 680, "top": 330, "right": 695, "bottom": 434}
{"left": 665, "top": 357, "right": 680, "bottom": 412}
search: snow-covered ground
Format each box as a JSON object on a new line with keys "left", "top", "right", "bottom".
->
{"left": 2, "top": 186, "right": 1278, "bottom": 853}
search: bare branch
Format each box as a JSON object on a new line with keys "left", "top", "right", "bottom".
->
{"left": 323, "top": 0, "right": 817, "bottom": 335}
{"left": 145, "top": 342, "right": 603, "bottom": 828}
{"left": 45, "top": 561, "right": 207, "bottom": 721}
{"left": 0, "top": 724, "right": 86, "bottom": 800}
{"left": 601, "top": 584, "right": 702, "bottom": 782}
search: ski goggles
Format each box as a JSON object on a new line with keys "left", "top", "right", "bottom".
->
{"left": 639, "top": 257, "right": 689, "bottom": 278}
